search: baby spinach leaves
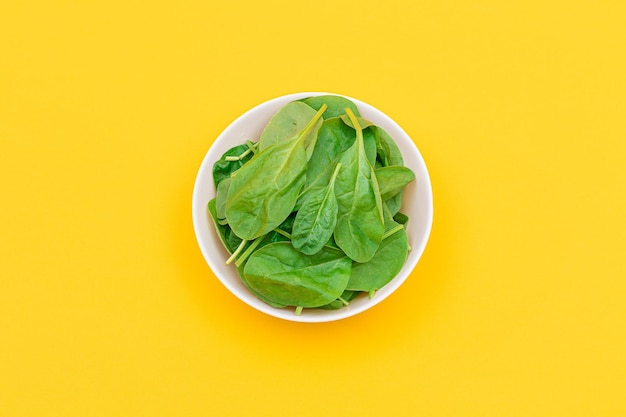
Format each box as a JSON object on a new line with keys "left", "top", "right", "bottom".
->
{"left": 209, "top": 97, "right": 416, "bottom": 314}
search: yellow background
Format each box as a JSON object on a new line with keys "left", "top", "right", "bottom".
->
{"left": 1, "top": 0, "right": 625, "bottom": 415}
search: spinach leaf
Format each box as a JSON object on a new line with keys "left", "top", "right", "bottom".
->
{"left": 296, "top": 116, "right": 380, "bottom": 213}
{"left": 296, "top": 117, "right": 356, "bottom": 209}
{"left": 334, "top": 109, "right": 384, "bottom": 263}
{"left": 236, "top": 262, "right": 287, "bottom": 309}
{"left": 375, "top": 166, "right": 415, "bottom": 200}
{"left": 300, "top": 95, "right": 361, "bottom": 118}
{"left": 243, "top": 242, "right": 352, "bottom": 308}
{"left": 373, "top": 126, "right": 404, "bottom": 167}
{"left": 346, "top": 217, "right": 409, "bottom": 292}
{"left": 212, "top": 143, "right": 256, "bottom": 188}
{"left": 385, "top": 191, "right": 403, "bottom": 216}
{"left": 225, "top": 105, "right": 327, "bottom": 240}
{"left": 292, "top": 163, "right": 341, "bottom": 255}
{"left": 259, "top": 101, "right": 320, "bottom": 157}
{"left": 362, "top": 127, "right": 379, "bottom": 168}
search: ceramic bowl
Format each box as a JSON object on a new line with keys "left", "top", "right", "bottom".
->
{"left": 192, "top": 92, "right": 433, "bottom": 322}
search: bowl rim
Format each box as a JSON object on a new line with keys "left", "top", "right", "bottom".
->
{"left": 192, "top": 92, "right": 433, "bottom": 323}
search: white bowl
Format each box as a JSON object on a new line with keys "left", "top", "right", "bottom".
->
{"left": 192, "top": 92, "right": 433, "bottom": 322}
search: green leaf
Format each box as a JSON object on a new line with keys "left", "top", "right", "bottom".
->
{"left": 300, "top": 95, "right": 361, "bottom": 118}
{"left": 375, "top": 166, "right": 416, "bottom": 200}
{"left": 334, "top": 109, "right": 384, "bottom": 263}
{"left": 340, "top": 114, "right": 373, "bottom": 129}
{"left": 373, "top": 126, "right": 404, "bottom": 167}
{"left": 236, "top": 262, "right": 287, "bottom": 309}
{"left": 259, "top": 101, "right": 321, "bottom": 158}
{"left": 385, "top": 192, "right": 403, "bottom": 216}
{"left": 296, "top": 117, "right": 356, "bottom": 209}
{"left": 362, "top": 127, "right": 378, "bottom": 168}
{"left": 292, "top": 163, "right": 341, "bottom": 255}
{"left": 346, "top": 218, "right": 409, "bottom": 292}
{"left": 243, "top": 242, "right": 352, "bottom": 308}
{"left": 225, "top": 106, "right": 326, "bottom": 240}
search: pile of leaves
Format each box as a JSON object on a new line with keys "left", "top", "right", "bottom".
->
{"left": 208, "top": 95, "right": 415, "bottom": 314}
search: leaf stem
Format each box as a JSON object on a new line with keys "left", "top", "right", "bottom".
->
{"left": 329, "top": 162, "right": 342, "bottom": 187}
{"left": 295, "top": 306, "right": 303, "bottom": 316}
{"left": 295, "top": 104, "right": 327, "bottom": 146}
{"left": 234, "top": 236, "right": 265, "bottom": 267}
{"left": 344, "top": 107, "right": 361, "bottom": 131}
{"left": 382, "top": 224, "right": 405, "bottom": 240}
{"left": 272, "top": 228, "right": 292, "bottom": 239}
{"left": 344, "top": 107, "right": 363, "bottom": 148}
{"left": 368, "top": 289, "right": 376, "bottom": 299}
{"left": 226, "top": 239, "right": 248, "bottom": 265}
{"left": 224, "top": 142, "right": 258, "bottom": 161}
{"left": 245, "top": 140, "right": 258, "bottom": 154}
{"left": 338, "top": 296, "right": 349, "bottom": 306}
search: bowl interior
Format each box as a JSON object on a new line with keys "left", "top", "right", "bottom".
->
{"left": 192, "top": 92, "right": 433, "bottom": 322}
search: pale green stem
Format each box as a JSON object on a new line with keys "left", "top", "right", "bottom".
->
{"left": 224, "top": 153, "right": 246, "bottom": 162}
{"left": 272, "top": 228, "right": 292, "bottom": 239}
{"left": 382, "top": 224, "right": 405, "bottom": 240}
{"left": 329, "top": 162, "right": 342, "bottom": 188}
{"left": 224, "top": 142, "right": 258, "bottom": 161}
{"left": 295, "top": 306, "right": 303, "bottom": 316}
{"left": 344, "top": 107, "right": 362, "bottom": 140}
{"left": 226, "top": 239, "right": 247, "bottom": 265}
{"left": 294, "top": 104, "right": 327, "bottom": 147}
{"left": 346, "top": 107, "right": 363, "bottom": 134}
{"left": 245, "top": 140, "right": 257, "bottom": 154}
{"left": 234, "top": 236, "right": 264, "bottom": 268}
{"left": 338, "top": 297, "right": 349, "bottom": 306}
{"left": 368, "top": 289, "right": 376, "bottom": 299}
